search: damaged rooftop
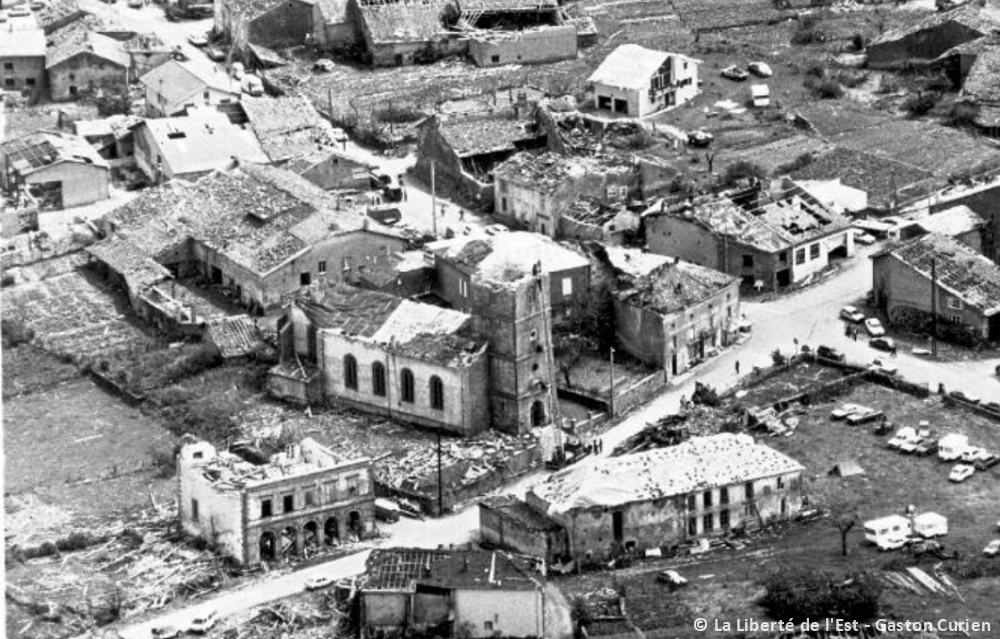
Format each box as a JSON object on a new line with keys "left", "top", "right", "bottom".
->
{"left": 614, "top": 252, "right": 737, "bottom": 315}
{"left": 363, "top": 547, "right": 538, "bottom": 592}
{"left": 436, "top": 231, "right": 589, "bottom": 285}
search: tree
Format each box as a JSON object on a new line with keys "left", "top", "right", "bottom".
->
{"left": 760, "top": 566, "right": 881, "bottom": 623}
{"left": 94, "top": 90, "right": 132, "bottom": 117}
{"left": 829, "top": 496, "right": 861, "bottom": 557}
{"left": 552, "top": 282, "right": 615, "bottom": 388}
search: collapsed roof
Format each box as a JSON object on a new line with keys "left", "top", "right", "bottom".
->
{"left": 363, "top": 547, "right": 539, "bottom": 592}
{"left": 1, "top": 130, "right": 109, "bottom": 175}
{"left": 614, "top": 253, "right": 737, "bottom": 316}
{"left": 434, "top": 231, "right": 590, "bottom": 285}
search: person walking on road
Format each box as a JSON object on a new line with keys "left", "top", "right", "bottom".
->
{"left": 735, "top": 360, "right": 741, "bottom": 375}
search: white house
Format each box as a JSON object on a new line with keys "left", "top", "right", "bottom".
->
{"left": 588, "top": 44, "right": 700, "bottom": 118}
{"left": 139, "top": 59, "right": 240, "bottom": 117}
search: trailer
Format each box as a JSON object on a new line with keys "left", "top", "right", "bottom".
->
{"left": 938, "top": 433, "right": 969, "bottom": 461}
{"left": 913, "top": 512, "right": 948, "bottom": 538}
{"left": 864, "top": 514, "right": 912, "bottom": 546}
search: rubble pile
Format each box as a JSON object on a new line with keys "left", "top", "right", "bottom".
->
{"left": 246, "top": 601, "right": 336, "bottom": 638}
{"left": 613, "top": 406, "right": 732, "bottom": 455}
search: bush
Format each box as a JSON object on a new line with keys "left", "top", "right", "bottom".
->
{"left": 775, "top": 152, "right": 814, "bottom": 175}
{"left": 760, "top": 566, "right": 882, "bottom": 623}
{"left": 1, "top": 317, "right": 35, "bottom": 348}
{"left": 877, "top": 75, "right": 901, "bottom": 94}
{"left": 903, "top": 91, "right": 940, "bottom": 117}
{"left": 771, "top": 349, "right": 788, "bottom": 366}
{"left": 887, "top": 305, "right": 984, "bottom": 348}
{"left": 94, "top": 90, "right": 132, "bottom": 117}
{"left": 163, "top": 344, "right": 223, "bottom": 381}
{"left": 851, "top": 33, "right": 867, "bottom": 50}
{"left": 692, "top": 382, "right": 721, "bottom": 407}
{"left": 835, "top": 69, "right": 868, "bottom": 88}
{"left": 722, "top": 160, "right": 767, "bottom": 185}
{"left": 814, "top": 80, "right": 844, "bottom": 99}
{"left": 805, "top": 63, "right": 826, "bottom": 78}
{"left": 953, "top": 557, "right": 1000, "bottom": 580}
{"left": 148, "top": 445, "right": 178, "bottom": 478}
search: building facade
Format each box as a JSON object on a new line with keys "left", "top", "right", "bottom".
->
{"left": 1, "top": 131, "right": 111, "bottom": 209}
{"left": 46, "top": 33, "right": 130, "bottom": 101}
{"left": 588, "top": 44, "right": 700, "bottom": 118}
{"left": 140, "top": 59, "right": 240, "bottom": 117}
{"left": 178, "top": 438, "right": 375, "bottom": 566}
{"left": 0, "top": 29, "right": 46, "bottom": 102}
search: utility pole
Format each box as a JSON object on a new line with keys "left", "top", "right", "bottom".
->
{"left": 931, "top": 257, "right": 938, "bottom": 358}
{"left": 609, "top": 347, "right": 616, "bottom": 417}
{"left": 430, "top": 160, "right": 438, "bottom": 237}
{"left": 436, "top": 431, "right": 444, "bottom": 516}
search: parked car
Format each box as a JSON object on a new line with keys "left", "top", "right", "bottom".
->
{"left": 831, "top": 403, "right": 865, "bottom": 420}
{"left": 869, "top": 359, "right": 898, "bottom": 376}
{"left": 854, "top": 231, "right": 877, "bottom": 245}
{"left": 242, "top": 74, "right": 264, "bottom": 96}
{"left": 305, "top": 575, "right": 336, "bottom": 591}
{"left": 874, "top": 420, "right": 893, "bottom": 436}
{"left": 950, "top": 390, "right": 980, "bottom": 405}
{"left": 961, "top": 447, "right": 990, "bottom": 464}
{"left": 128, "top": 0, "right": 143, "bottom": 7}
{"left": 847, "top": 409, "right": 885, "bottom": 427}
{"left": 839, "top": 305, "right": 865, "bottom": 323}
{"left": 888, "top": 427, "right": 919, "bottom": 450}
{"left": 656, "top": 569, "right": 689, "bottom": 588}
{"left": 748, "top": 61, "right": 773, "bottom": 77}
{"left": 189, "top": 610, "right": 219, "bottom": 634}
{"left": 170, "top": 46, "right": 188, "bottom": 61}
{"left": 687, "top": 129, "right": 714, "bottom": 147}
{"left": 8, "top": 5, "right": 31, "bottom": 14}
{"left": 205, "top": 46, "right": 225, "bottom": 61}
{"left": 870, "top": 337, "right": 895, "bottom": 352}
{"left": 877, "top": 536, "right": 909, "bottom": 552}
{"left": 151, "top": 627, "right": 180, "bottom": 639}
{"left": 485, "top": 224, "right": 509, "bottom": 236}
{"left": 720, "top": 66, "right": 749, "bottom": 81}
{"left": 914, "top": 438, "right": 940, "bottom": 456}
{"left": 864, "top": 318, "right": 886, "bottom": 336}
{"left": 313, "top": 58, "right": 336, "bottom": 72}
{"left": 29, "top": 0, "right": 48, "bottom": 9}
{"left": 974, "top": 454, "right": 1000, "bottom": 471}
{"left": 949, "top": 464, "right": 975, "bottom": 483}
{"left": 984, "top": 540, "right": 1000, "bottom": 557}
{"left": 817, "top": 345, "right": 845, "bottom": 362}
{"left": 187, "top": 33, "right": 209, "bottom": 47}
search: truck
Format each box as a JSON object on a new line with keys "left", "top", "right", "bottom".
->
{"left": 938, "top": 433, "right": 969, "bottom": 462}
{"left": 912, "top": 512, "right": 948, "bottom": 538}
{"left": 864, "top": 514, "right": 912, "bottom": 548}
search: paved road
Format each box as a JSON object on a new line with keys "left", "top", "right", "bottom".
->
{"left": 76, "top": 0, "right": 212, "bottom": 62}
{"left": 110, "top": 244, "right": 1000, "bottom": 637}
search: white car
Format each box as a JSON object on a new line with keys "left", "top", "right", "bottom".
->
{"left": 484, "top": 224, "right": 509, "bottom": 236}
{"left": 984, "top": 540, "right": 1000, "bottom": 557}
{"left": 864, "top": 318, "right": 886, "bottom": 337}
{"left": 305, "top": 575, "right": 336, "bottom": 591}
{"left": 151, "top": 627, "right": 180, "bottom": 639}
{"left": 949, "top": 464, "right": 975, "bottom": 483}
{"left": 869, "top": 359, "right": 898, "bottom": 376}
{"left": 961, "top": 446, "right": 990, "bottom": 463}
{"left": 840, "top": 305, "right": 865, "bottom": 323}
{"left": 187, "top": 34, "right": 209, "bottom": 48}
{"left": 854, "top": 231, "right": 876, "bottom": 245}
{"left": 748, "top": 61, "right": 773, "bottom": 77}
{"left": 657, "top": 569, "right": 689, "bottom": 587}
{"left": 877, "top": 536, "right": 908, "bottom": 552}
{"left": 189, "top": 610, "right": 219, "bottom": 634}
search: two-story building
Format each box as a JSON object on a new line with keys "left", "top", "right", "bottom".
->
{"left": 46, "top": 32, "right": 130, "bottom": 101}
{"left": 178, "top": 438, "right": 375, "bottom": 566}
{"left": 139, "top": 59, "right": 240, "bottom": 117}
{"left": 588, "top": 44, "right": 700, "bottom": 118}
{"left": 525, "top": 433, "right": 804, "bottom": 561}
{"left": 872, "top": 232, "right": 1000, "bottom": 342}
{"left": 0, "top": 28, "right": 46, "bottom": 102}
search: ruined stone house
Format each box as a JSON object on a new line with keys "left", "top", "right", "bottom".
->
{"left": 0, "top": 28, "right": 46, "bottom": 103}
{"left": 522, "top": 433, "right": 804, "bottom": 561}
{"left": 178, "top": 438, "right": 375, "bottom": 566}
{"left": 46, "top": 31, "right": 130, "bottom": 102}
{"left": 215, "top": 0, "right": 356, "bottom": 51}
{"left": 268, "top": 284, "right": 492, "bottom": 435}
{"left": 559, "top": 196, "right": 640, "bottom": 245}
{"left": 867, "top": 6, "right": 995, "bottom": 70}
{"left": 645, "top": 179, "right": 854, "bottom": 290}
{"left": 458, "top": 0, "right": 577, "bottom": 67}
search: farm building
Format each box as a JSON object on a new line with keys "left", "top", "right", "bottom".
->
{"left": 867, "top": 6, "right": 995, "bottom": 69}
{"left": 360, "top": 548, "right": 545, "bottom": 637}
{"left": 588, "top": 44, "right": 700, "bottom": 118}
{"left": 645, "top": 179, "right": 854, "bottom": 290}
{"left": 178, "top": 438, "right": 375, "bottom": 566}
{"left": 46, "top": 32, "right": 130, "bottom": 102}
{"left": 458, "top": 0, "right": 576, "bottom": 67}
{"left": 355, "top": 0, "right": 467, "bottom": 66}
{"left": 72, "top": 115, "right": 141, "bottom": 169}
{"left": 0, "top": 130, "right": 110, "bottom": 210}
{"left": 139, "top": 59, "right": 241, "bottom": 117}
{"left": 0, "top": 28, "right": 46, "bottom": 102}
{"left": 520, "top": 433, "right": 804, "bottom": 561}
{"left": 214, "top": 0, "right": 356, "bottom": 50}
{"left": 872, "top": 233, "right": 1000, "bottom": 342}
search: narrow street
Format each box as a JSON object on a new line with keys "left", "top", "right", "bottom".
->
{"left": 110, "top": 245, "right": 1000, "bottom": 638}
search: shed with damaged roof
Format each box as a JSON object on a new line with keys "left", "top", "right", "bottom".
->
{"left": 46, "top": 31, "right": 130, "bottom": 102}
{"left": 285, "top": 148, "right": 373, "bottom": 191}
{"left": 270, "top": 284, "right": 491, "bottom": 434}
{"left": 526, "top": 433, "right": 804, "bottom": 561}
{"left": 72, "top": 114, "right": 141, "bottom": 168}
{"left": 479, "top": 495, "right": 568, "bottom": 562}
{"left": 458, "top": 0, "right": 575, "bottom": 68}
{"left": 415, "top": 112, "right": 545, "bottom": 208}
{"left": 360, "top": 547, "right": 544, "bottom": 637}
{"left": 178, "top": 437, "right": 375, "bottom": 566}
{"left": 588, "top": 44, "right": 700, "bottom": 118}
{"left": 646, "top": 179, "right": 854, "bottom": 290}
{"left": 493, "top": 151, "right": 637, "bottom": 238}
{"left": 597, "top": 246, "right": 740, "bottom": 374}
{"left": 867, "top": 6, "right": 996, "bottom": 69}
{"left": 872, "top": 232, "right": 1000, "bottom": 342}
{"left": 1, "top": 130, "right": 110, "bottom": 209}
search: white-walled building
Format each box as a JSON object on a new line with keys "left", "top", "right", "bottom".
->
{"left": 588, "top": 44, "right": 700, "bottom": 118}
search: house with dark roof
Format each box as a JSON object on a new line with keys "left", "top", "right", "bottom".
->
{"left": 1, "top": 130, "right": 110, "bottom": 209}
{"left": 594, "top": 246, "right": 740, "bottom": 375}
{"left": 588, "top": 44, "right": 700, "bottom": 118}
{"left": 132, "top": 109, "right": 269, "bottom": 183}
{"left": 0, "top": 28, "right": 46, "bottom": 102}
{"left": 492, "top": 151, "right": 637, "bottom": 237}
{"left": 139, "top": 59, "right": 240, "bottom": 117}
{"left": 46, "top": 32, "right": 130, "bottom": 101}
{"left": 95, "top": 163, "right": 407, "bottom": 312}
{"left": 646, "top": 179, "right": 854, "bottom": 290}
{"left": 270, "top": 285, "right": 491, "bottom": 433}
{"left": 414, "top": 111, "right": 546, "bottom": 208}
{"left": 354, "top": 0, "right": 467, "bottom": 66}
{"left": 522, "top": 433, "right": 804, "bottom": 561}
{"left": 867, "top": 6, "right": 996, "bottom": 69}
{"left": 360, "top": 547, "right": 545, "bottom": 637}
{"left": 214, "top": 0, "right": 356, "bottom": 50}
{"left": 872, "top": 233, "right": 1000, "bottom": 342}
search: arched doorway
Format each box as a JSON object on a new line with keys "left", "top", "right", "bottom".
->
{"left": 259, "top": 531, "right": 276, "bottom": 561}
{"left": 531, "top": 400, "right": 546, "bottom": 427}
{"left": 348, "top": 511, "right": 362, "bottom": 539}
{"left": 303, "top": 521, "right": 319, "bottom": 550}
{"left": 324, "top": 517, "right": 340, "bottom": 546}
{"left": 280, "top": 526, "right": 297, "bottom": 557}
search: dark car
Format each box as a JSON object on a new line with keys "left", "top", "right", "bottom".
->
{"left": 950, "top": 390, "right": 980, "bottom": 405}
{"left": 817, "top": 345, "right": 845, "bottom": 362}
{"left": 720, "top": 65, "right": 749, "bottom": 81}
{"left": 975, "top": 454, "right": 1000, "bottom": 471}
{"left": 914, "top": 439, "right": 940, "bottom": 457}
{"left": 874, "top": 419, "right": 893, "bottom": 435}
{"left": 367, "top": 206, "right": 401, "bottom": 226}
{"left": 869, "top": 337, "right": 895, "bottom": 352}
